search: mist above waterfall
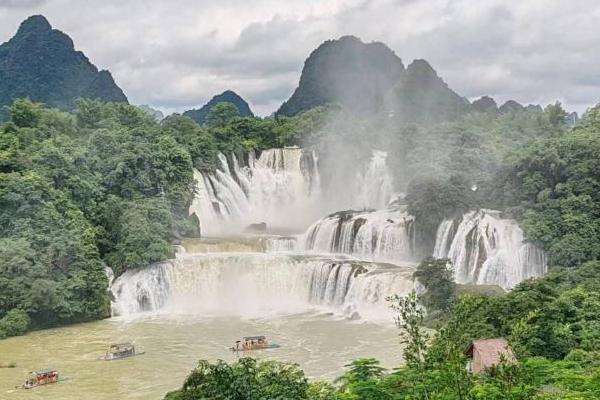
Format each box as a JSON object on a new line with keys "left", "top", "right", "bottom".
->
{"left": 189, "top": 141, "right": 400, "bottom": 237}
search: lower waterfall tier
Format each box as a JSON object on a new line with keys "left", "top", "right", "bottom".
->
{"left": 110, "top": 253, "right": 415, "bottom": 322}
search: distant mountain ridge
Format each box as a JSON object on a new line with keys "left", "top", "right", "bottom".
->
{"left": 276, "top": 36, "right": 470, "bottom": 122}
{"left": 390, "top": 58, "right": 470, "bottom": 122}
{"left": 0, "top": 15, "right": 127, "bottom": 118}
{"left": 183, "top": 90, "right": 253, "bottom": 125}
{"left": 277, "top": 36, "right": 405, "bottom": 117}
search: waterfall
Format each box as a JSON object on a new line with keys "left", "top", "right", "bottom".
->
{"left": 432, "top": 210, "right": 547, "bottom": 290}
{"left": 189, "top": 147, "right": 321, "bottom": 236}
{"left": 105, "top": 267, "right": 115, "bottom": 287}
{"left": 353, "top": 150, "right": 395, "bottom": 209}
{"left": 262, "top": 236, "right": 297, "bottom": 252}
{"left": 300, "top": 209, "right": 415, "bottom": 264}
{"left": 189, "top": 148, "right": 402, "bottom": 236}
{"left": 110, "top": 253, "right": 415, "bottom": 321}
{"left": 433, "top": 219, "right": 456, "bottom": 258}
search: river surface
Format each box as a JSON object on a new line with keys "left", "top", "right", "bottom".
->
{"left": 0, "top": 313, "right": 402, "bottom": 399}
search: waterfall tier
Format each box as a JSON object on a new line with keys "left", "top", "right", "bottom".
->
{"left": 189, "top": 148, "right": 321, "bottom": 236}
{"left": 433, "top": 209, "right": 547, "bottom": 290}
{"left": 300, "top": 209, "right": 415, "bottom": 264}
{"left": 110, "top": 253, "right": 415, "bottom": 322}
{"left": 353, "top": 150, "right": 395, "bottom": 210}
{"left": 189, "top": 148, "right": 400, "bottom": 236}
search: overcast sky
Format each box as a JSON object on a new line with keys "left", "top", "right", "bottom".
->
{"left": 1, "top": 0, "right": 599, "bottom": 115}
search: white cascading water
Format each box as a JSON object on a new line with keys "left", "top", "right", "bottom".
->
{"left": 105, "top": 267, "right": 115, "bottom": 287}
{"left": 300, "top": 208, "right": 415, "bottom": 264}
{"left": 353, "top": 150, "right": 395, "bottom": 210}
{"left": 110, "top": 253, "right": 415, "bottom": 322}
{"left": 261, "top": 236, "right": 297, "bottom": 252}
{"left": 189, "top": 148, "right": 321, "bottom": 236}
{"left": 189, "top": 148, "right": 399, "bottom": 236}
{"left": 111, "top": 145, "right": 549, "bottom": 325}
{"left": 433, "top": 209, "right": 547, "bottom": 290}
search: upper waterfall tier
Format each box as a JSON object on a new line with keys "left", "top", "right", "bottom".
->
{"left": 189, "top": 148, "right": 321, "bottom": 235}
{"left": 433, "top": 209, "right": 547, "bottom": 290}
{"left": 353, "top": 150, "right": 395, "bottom": 210}
{"left": 300, "top": 208, "right": 416, "bottom": 264}
{"left": 110, "top": 252, "right": 415, "bottom": 322}
{"left": 189, "top": 148, "right": 399, "bottom": 236}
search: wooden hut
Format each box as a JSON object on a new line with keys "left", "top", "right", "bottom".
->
{"left": 465, "top": 338, "right": 517, "bottom": 374}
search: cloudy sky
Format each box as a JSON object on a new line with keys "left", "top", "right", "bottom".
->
{"left": 1, "top": 0, "right": 599, "bottom": 115}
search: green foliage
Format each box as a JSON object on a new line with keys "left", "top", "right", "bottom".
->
{"left": 406, "top": 175, "right": 474, "bottom": 253}
{"left": 431, "top": 261, "right": 600, "bottom": 361}
{"left": 0, "top": 309, "right": 30, "bottom": 338}
{"left": 0, "top": 99, "right": 201, "bottom": 335}
{"left": 414, "top": 257, "right": 456, "bottom": 313}
{"left": 164, "top": 358, "right": 310, "bottom": 400}
{"left": 205, "top": 102, "right": 241, "bottom": 128}
{"left": 544, "top": 102, "right": 569, "bottom": 127}
{"left": 8, "top": 98, "right": 44, "bottom": 128}
{"left": 507, "top": 104, "right": 600, "bottom": 267}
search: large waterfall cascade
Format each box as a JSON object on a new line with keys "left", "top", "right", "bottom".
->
{"left": 189, "top": 148, "right": 322, "bottom": 236}
{"left": 111, "top": 252, "right": 415, "bottom": 322}
{"left": 433, "top": 209, "right": 547, "bottom": 290}
{"left": 189, "top": 148, "right": 400, "bottom": 237}
{"left": 111, "top": 148, "right": 547, "bottom": 322}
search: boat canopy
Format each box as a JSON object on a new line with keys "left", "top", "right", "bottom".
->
{"left": 109, "top": 343, "right": 134, "bottom": 350}
{"left": 243, "top": 336, "right": 266, "bottom": 341}
{"left": 110, "top": 342, "right": 133, "bottom": 347}
{"left": 34, "top": 369, "right": 57, "bottom": 375}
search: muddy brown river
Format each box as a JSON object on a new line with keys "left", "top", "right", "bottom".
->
{"left": 0, "top": 313, "right": 402, "bottom": 399}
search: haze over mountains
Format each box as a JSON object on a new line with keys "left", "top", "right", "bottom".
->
{"left": 277, "top": 36, "right": 471, "bottom": 123}
{"left": 0, "top": 15, "right": 574, "bottom": 122}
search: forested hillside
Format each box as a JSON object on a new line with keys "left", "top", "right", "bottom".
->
{"left": 0, "top": 16, "right": 127, "bottom": 120}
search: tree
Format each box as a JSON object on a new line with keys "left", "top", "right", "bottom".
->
{"left": 0, "top": 309, "right": 30, "bottom": 338}
{"left": 413, "top": 257, "right": 456, "bottom": 312}
{"left": 9, "top": 98, "right": 43, "bottom": 128}
{"left": 388, "top": 290, "right": 431, "bottom": 399}
{"left": 406, "top": 175, "right": 474, "bottom": 254}
{"left": 544, "top": 102, "right": 568, "bottom": 128}
{"left": 205, "top": 102, "right": 241, "bottom": 128}
{"left": 164, "top": 358, "right": 310, "bottom": 400}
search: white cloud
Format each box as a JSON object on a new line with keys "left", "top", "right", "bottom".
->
{"left": 0, "top": 0, "right": 599, "bottom": 115}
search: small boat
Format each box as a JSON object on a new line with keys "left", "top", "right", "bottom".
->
{"left": 100, "top": 342, "right": 144, "bottom": 361}
{"left": 22, "top": 369, "right": 59, "bottom": 389}
{"left": 230, "top": 336, "right": 280, "bottom": 352}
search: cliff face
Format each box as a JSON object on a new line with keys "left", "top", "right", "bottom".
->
{"left": 0, "top": 15, "right": 127, "bottom": 118}
{"left": 183, "top": 90, "right": 253, "bottom": 125}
